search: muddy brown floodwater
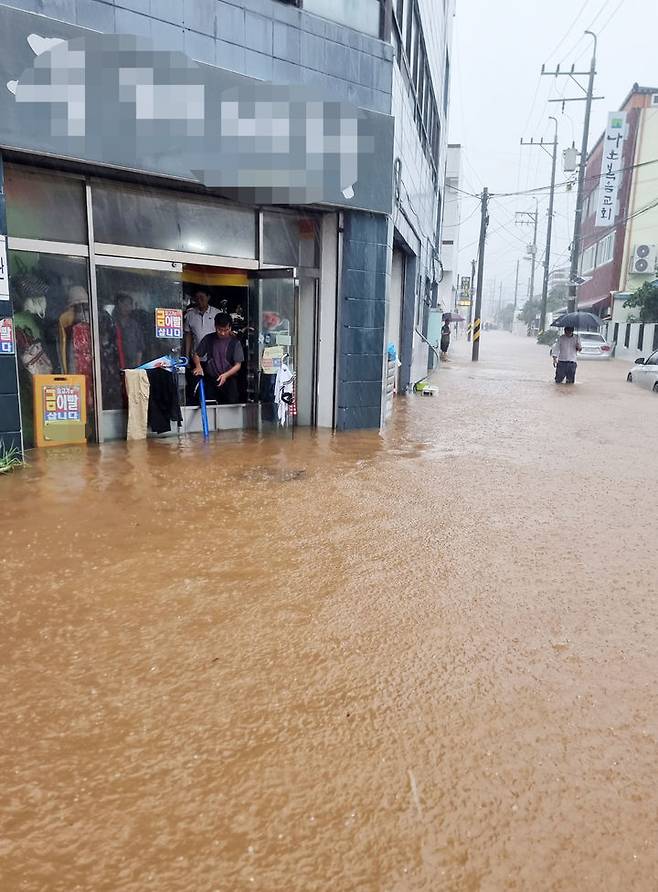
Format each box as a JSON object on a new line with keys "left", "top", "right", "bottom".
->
{"left": 2, "top": 332, "right": 658, "bottom": 891}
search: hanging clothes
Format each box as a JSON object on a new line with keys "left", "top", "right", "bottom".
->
{"left": 13, "top": 312, "right": 53, "bottom": 376}
{"left": 274, "top": 362, "right": 295, "bottom": 427}
{"left": 124, "top": 369, "right": 150, "bottom": 440}
{"left": 146, "top": 367, "right": 182, "bottom": 434}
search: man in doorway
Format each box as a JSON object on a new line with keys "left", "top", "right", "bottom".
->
{"left": 183, "top": 289, "right": 216, "bottom": 358}
{"left": 552, "top": 326, "right": 582, "bottom": 384}
{"left": 192, "top": 312, "right": 244, "bottom": 404}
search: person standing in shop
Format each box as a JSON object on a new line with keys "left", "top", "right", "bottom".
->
{"left": 184, "top": 289, "right": 217, "bottom": 402}
{"left": 183, "top": 289, "right": 217, "bottom": 358}
{"left": 192, "top": 312, "right": 244, "bottom": 404}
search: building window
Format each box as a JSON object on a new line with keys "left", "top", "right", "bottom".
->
{"left": 301, "top": 0, "right": 383, "bottom": 39}
{"left": 596, "top": 231, "right": 615, "bottom": 266}
{"left": 580, "top": 243, "right": 596, "bottom": 273}
{"left": 392, "top": 0, "right": 442, "bottom": 177}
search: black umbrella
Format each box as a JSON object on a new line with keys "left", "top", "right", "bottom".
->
{"left": 551, "top": 311, "right": 601, "bottom": 331}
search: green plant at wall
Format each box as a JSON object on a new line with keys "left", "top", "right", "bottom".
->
{"left": 537, "top": 328, "right": 558, "bottom": 346}
{"left": 518, "top": 298, "right": 540, "bottom": 325}
{"left": 0, "top": 442, "right": 23, "bottom": 474}
{"left": 623, "top": 281, "right": 658, "bottom": 323}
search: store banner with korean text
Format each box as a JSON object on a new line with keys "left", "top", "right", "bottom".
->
{"left": 0, "top": 316, "right": 15, "bottom": 353}
{"left": 155, "top": 308, "right": 183, "bottom": 340}
{"left": 596, "top": 112, "right": 626, "bottom": 228}
{"left": 43, "top": 383, "right": 82, "bottom": 423}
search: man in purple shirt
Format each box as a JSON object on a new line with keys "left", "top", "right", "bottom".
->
{"left": 192, "top": 313, "right": 244, "bottom": 404}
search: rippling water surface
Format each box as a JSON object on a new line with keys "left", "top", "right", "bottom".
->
{"left": 2, "top": 334, "right": 657, "bottom": 891}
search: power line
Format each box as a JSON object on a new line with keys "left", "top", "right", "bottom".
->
{"left": 443, "top": 202, "right": 481, "bottom": 229}
{"left": 546, "top": 0, "right": 596, "bottom": 62}
{"left": 492, "top": 157, "right": 658, "bottom": 199}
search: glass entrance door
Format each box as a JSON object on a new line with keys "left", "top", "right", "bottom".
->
{"left": 93, "top": 256, "right": 184, "bottom": 440}
{"left": 247, "top": 269, "right": 300, "bottom": 434}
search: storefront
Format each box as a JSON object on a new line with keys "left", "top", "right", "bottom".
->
{"left": 4, "top": 162, "right": 326, "bottom": 446}
{"left": 0, "top": 4, "right": 397, "bottom": 454}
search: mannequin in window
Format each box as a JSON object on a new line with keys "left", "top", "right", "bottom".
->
{"left": 12, "top": 274, "right": 53, "bottom": 377}
{"left": 58, "top": 286, "right": 94, "bottom": 410}
{"left": 114, "top": 292, "right": 145, "bottom": 369}
{"left": 12, "top": 274, "right": 54, "bottom": 448}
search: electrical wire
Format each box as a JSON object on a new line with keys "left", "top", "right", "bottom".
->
{"left": 545, "top": 0, "right": 596, "bottom": 62}
{"left": 443, "top": 202, "right": 481, "bottom": 229}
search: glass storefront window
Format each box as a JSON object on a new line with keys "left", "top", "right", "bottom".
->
{"left": 251, "top": 275, "right": 298, "bottom": 430}
{"left": 91, "top": 183, "right": 257, "bottom": 260}
{"left": 94, "top": 263, "right": 184, "bottom": 438}
{"left": 262, "top": 212, "right": 319, "bottom": 268}
{"left": 8, "top": 251, "right": 94, "bottom": 448}
{"left": 5, "top": 166, "right": 87, "bottom": 243}
{"left": 303, "top": 0, "right": 381, "bottom": 38}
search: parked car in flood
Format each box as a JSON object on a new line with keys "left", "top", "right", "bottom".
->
{"left": 627, "top": 350, "right": 658, "bottom": 392}
{"left": 576, "top": 331, "right": 613, "bottom": 360}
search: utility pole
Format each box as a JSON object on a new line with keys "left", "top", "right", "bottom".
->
{"left": 498, "top": 281, "right": 503, "bottom": 324}
{"left": 516, "top": 200, "right": 539, "bottom": 302}
{"left": 472, "top": 187, "right": 489, "bottom": 362}
{"left": 542, "top": 31, "right": 602, "bottom": 312}
{"left": 520, "top": 116, "right": 559, "bottom": 331}
{"left": 512, "top": 258, "right": 520, "bottom": 331}
{"left": 530, "top": 199, "right": 538, "bottom": 304}
{"left": 467, "top": 257, "right": 476, "bottom": 342}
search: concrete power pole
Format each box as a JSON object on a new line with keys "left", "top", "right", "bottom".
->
{"left": 542, "top": 31, "right": 601, "bottom": 312}
{"left": 516, "top": 201, "right": 539, "bottom": 304}
{"left": 512, "top": 258, "right": 520, "bottom": 331}
{"left": 472, "top": 187, "right": 490, "bottom": 362}
{"left": 520, "top": 116, "right": 559, "bottom": 331}
{"left": 530, "top": 198, "right": 538, "bottom": 304}
{"left": 467, "top": 257, "right": 476, "bottom": 342}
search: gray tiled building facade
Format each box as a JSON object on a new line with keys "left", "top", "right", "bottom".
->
{"left": 0, "top": 0, "right": 454, "bottom": 448}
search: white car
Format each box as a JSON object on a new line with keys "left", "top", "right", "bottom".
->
{"left": 576, "top": 331, "right": 613, "bottom": 360}
{"left": 627, "top": 350, "right": 658, "bottom": 392}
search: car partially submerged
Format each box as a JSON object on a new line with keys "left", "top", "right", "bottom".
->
{"left": 627, "top": 350, "right": 658, "bottom": 392}
{"left": 575, "top": 331, "right": 613, "bottom": 360}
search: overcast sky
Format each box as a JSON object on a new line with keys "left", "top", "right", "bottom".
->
{"left": 448, "top": 0, "right": 658, "bottom": 317}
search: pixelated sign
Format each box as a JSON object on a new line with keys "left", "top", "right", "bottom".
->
{"left": 155, "top": 308, "right": 183, "bottom": 339}
{"left": 0, "top": 317, "right": 15, "bottom": 353}
{"left": 0, "top": 7, "right": 394, "bottom": 213}
{"left": 43, "top": 383, "right": 82, "bottom": 423}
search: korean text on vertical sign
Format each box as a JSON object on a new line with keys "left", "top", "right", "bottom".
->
{"left": 0, "top": 235, "right": 10, "bottom": 299}
{"left": 595, "top": 112, "right": 626, "bottom": 228}
{"left": 155, "top": 308, "right": 183, "bottom": 339}
{"left": 460, "top": 276, "right": 471, "bottom": 296}
{"left": 43, "top": 383, "right": 82, "bottom": 423}
{"left": 0, "top": 317, "right": 15, "bottom": 353}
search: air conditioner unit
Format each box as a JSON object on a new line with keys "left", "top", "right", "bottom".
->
{"left": 651, "top": 94, "right": 658, "bottom": 107}
{"left": 631, "top": 243, "right": 657, "bottom": 274}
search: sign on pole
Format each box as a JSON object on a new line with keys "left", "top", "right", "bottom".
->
{"left": 595, "top": 112, "right": 626, "bottom": 228}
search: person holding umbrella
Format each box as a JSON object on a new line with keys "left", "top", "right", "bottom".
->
{"left": 551, "top": 326, "right": 582, "bottom": 384}
{"left": 439, "top": 312, "right": 464, "bottom": 360}
{"left": 440, "top": 320, "right": 451, "bottom": 360}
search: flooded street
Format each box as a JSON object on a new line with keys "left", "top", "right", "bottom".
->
{"left": 2, "top": 332, "right": 658, "bottom": 891}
